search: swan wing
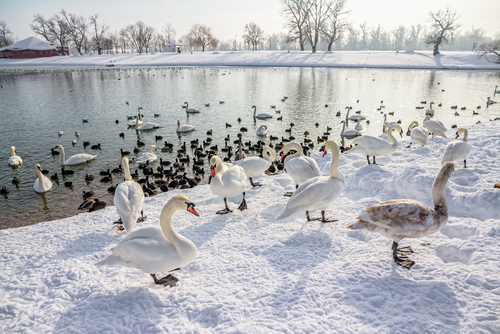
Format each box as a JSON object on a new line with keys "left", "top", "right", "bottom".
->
{"left": 8, "top": 156, "right": 23, "bottom": 166}
{"left": 411, "top": 127, "right": 428, "bottom": 142}
{"left": 441, "top": 141, "right": 472, "bottom": 163}
{"left": 288, "top": 176, "right": 343, "bottom": 209}
{"left": 286, "top": 157, "right": 321, "bottom": 184}
{"left": 352, "top": 135, "right": 388, "bottom": 150}
{"left": 114, "top": 182, "right": 144, "bottom": 232}
{"left": 232, "top": 157, "right": 270, "bottom": 177}
{"left": 65, "top": 154, "right": 96, "bottom": 165}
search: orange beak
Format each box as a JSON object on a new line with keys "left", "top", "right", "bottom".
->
{"left": 280, "top": 153, "right": 284, "bottom": 163}
{"left": 38, "top": 166, "right": 42, "bottom": 172}
{"left": 53, "top": 146, "right": 58, "bottom": 149}
{"left": 211, "top": 166, "right": 216, "bottom": 177}
{"left": 406, "top": 130, "right": 411, "bottom": 136}
{"left": 322, "top": 149, "right": 327, "bottom": 157}
{"left": 455, "top": 132, "right": 459, "bottom": 139}
{"left": 399, "top": 130, "right": 403, "bottom": 138}
{"left": 187, "top": 204, "right": 199, "bottom": 216}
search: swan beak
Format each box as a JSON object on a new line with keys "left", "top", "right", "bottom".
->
{"left": 280, "top": 153, "right": 284, "bottom": 163}
{"left": 211, "top": 166, "right": 216, "bottom": 177}
{"left": 399, "top": 130, "right": 403, "bottom": 138}
{"left": 53, "top": 146, "right": 58, "bottom": 149}
{"left": 37, "top": 166, "right": 42, "bottom": 172}
{"left": 455, "top": 132, "right": 459, "bottom": 139}
{"left": 322, "top": 149, "right": 328, "bottom": 157}
{"left": 187, "top": 204, "right": 199, "bottom": 216}
{"left": 406, "top": 130, "right": 411, "bottom": 136}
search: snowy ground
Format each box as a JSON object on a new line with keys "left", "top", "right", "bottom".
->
{"left": 1, "top": 121, "right": 500, "bottom": 333}
{"left": 1, "top": 50, "right": 499, "bottom": 70}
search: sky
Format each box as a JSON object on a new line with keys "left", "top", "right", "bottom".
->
{"left": 1, "top": 0, "right": 499, "bottom": 43}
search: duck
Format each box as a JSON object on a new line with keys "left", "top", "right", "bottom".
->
{"left": 91, "top": 143, "right": 101, "bottom": 150}
{"left": 486, "top": 97, "right": 496, "bottom": 105}
{"left": 256, "top": 125, "right": 268, "bottom": 136}
{"left": 210, "top": 155, "right": 247, "bottom": 214}
{"left": 340, "top": 120, "right": 361, "bottom": 137}
{"left": 441, "top": 127, "right": 473, "bottom": 168}
{"left": 176, "top": 119, "right": 195, "bottom": 133}
{"left": 252, "top": 105, "right": 273, "bottom": 119}
{"left": 354, "top": 120, "right": 363, "bottom": 131}
{"left": 135, "top": 113, "right": 160, "bottom": 131}
{"left": 425, "top": 102, "right": 435, "bottom": 116}
{"left": 233, "top": 147, "right": 276, "bottom": 187}
{"left": 137, "top": 145, "right": 157, "bottom": 164}
{"left": 345, "top": 106, "right": 366, "bottom": 120}
{"left": 276, "top": 140, "right": 345, "bottom": 223}
{"left": 95, "top": 195, "right": 199, "bottom": 287}
{"left": 51, "top": 148, "right": 60, "bottom": 155}
{"left": 121, "top": 148, "right": 130, "bottom": 156}
{"left": 423, "top": 116, "right": 447, "bottom": 138}
{"left": 50, "top": 173, "right": 59, "bottom": 180}
{"left": 234, "top": 141, "right": 247, "bottom": 161}
{"left": 12, "top": 177, "right": 20, "bottom": 184}
{"left": 85, "top": 173, "right": 94, "bottom": 181}
{"left": 8, "top": 146, "right": 23, "bottom": 166}
{"left": 82, "top": 190, "right": 94, "bottom": 198}
{"left": 58, "top": 130, "right": 64, "bottom": 136}
{"left": 406, "top": 121, "right": 428, "bottom": 148}
{"left": 1, "top": 186, "right": 9, "bottom": 194}
{"left": 184, "top": 101, "right": 200, "bottom": 113}
{"left": 33, "top": 164, "right": 53, "bottom": 193}
{"left": 346, "top": 162, "right": 455, "bottom": 269}
{"left": 281, "top": 143, "right": 322, "bottom": 196}
{"left": 53, "top": 145, "right": 97, "bottom": 166}
{"left": 78, "top": 198, "right": 107, "bottom": 212}
{"left": 127, "top": 107, "right": 144, "bottom": 126}
{"left": 472, "top": 110, "right": 479, "bottom": 116}
{"left": 346, "top": 124, "right": 403, "bottom": 165}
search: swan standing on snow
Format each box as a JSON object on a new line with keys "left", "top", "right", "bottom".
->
{"left": 127, "top": 107, "right": 144, "bottom": 126}
{"left": 425, "top": 102, "right": 435, "bottom": 116}
{"left": 423, "top": 116, "right": 447, "bottom": 138}
{"left": 441, "top": 127, "right": 472, "bottom": 168}
{"left": 406, "top": 121, "right": 428, "bottom": 148}
{"left": 233, "top": 147, "right": 276, "bottom": 186}
{"left": 282, "top": 143, "right": 321, "bottom": 196}
{"left": 347, "top": 162, "right": 455, "bottom": 269}
{"left": 345, "top": 106, "right": 366, "bottom": 121}
{"left": 114, "top": 157, "right": 145, "bottom": 233}
{"left": 8, "top": 146, "right": 23, "bottom": 166}
{"left": 354, "top": 120, "right": 363, "bottom": 131}
{"left": 256, "top": 125, "right": 268, "bottom": 136}
{"left": 137, "top": 145, "right": 157, "bottom": 164}
{"left": 33, "top": 164, "right": 53, "bottom": 193}
{"left": 135, "top": 112, "right": 160, "bottom": 131}
{"left": 184, "top": 101, "right": 200, "bottom": 113}
{"left": 176, "top": 119, "right": 195, "bottom": 133}
{"left": 96, "top": 195, "right": 199, "bottom": 287}
{"left": 346, "top": 124, "right": 403, "bottom": 165}
{"left": 276, "top": 140, "right": 345, "bottom": 223}
{"left": 53, "top": 145, "right": 96, "bottom": 166}
{"left": 252, "top": 105, "right": 273, "bottom": 119}
{"left": 340, "top": 120, "right": 361, "bottom": 136}
{"left": 210, "top": 155, "right": 247, "bottom": 214}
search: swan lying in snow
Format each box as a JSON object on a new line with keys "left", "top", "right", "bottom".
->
{"left": 347, "top": 162, "right": 455, "bottom": 269}
{"left": 423, "top": 116, "right": 447, "bottom": 139}
{"left": 96, "top": 195, "right": 199, "bottom": 287}
{"left": 441, "top": 127, "right": 472, "bottom": 168}
{"left": 33, "top": 164, "right": 52, "bottom": 193}
{"left": 282, "top": 143, "right": 321, "bottom": 196}
{"left": 406, "top": 121, "right": 428, "bottom": 148}
{"left": 233, "top": 147, "right": 276, "bottom": 186}
{"left": 210, "top": 155, "right": 247, "bottom": 214}
{"left": 8, "top": 146, "right": 23, "bottom": 166}
{"left": 53, "top": 145, "right": 96, "bottom": 166}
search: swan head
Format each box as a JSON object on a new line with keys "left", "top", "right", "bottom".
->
{"left": 35, "top": 164, "right": 42, "bottom": 173}
{"left": 322, "top": 140, "right": 339, "bottom": 157}
{"left": 53, "top": 145, "right": 63, "bottom": 150}
{"left": 151, "top": 145, "right": 157, "bottom": 151}
{"left": 167, "top": 195, "right": 199, "bottom": 216}
{"left": 387, "top": 124, "right": 403, "bottom": 137}
{"left": 423, "top": 116, "right": 431, "bottom": 122}
{"left": 210, "top": 155, "right": 222, "bottom": 176}
{"left": 455, "top": 127, "right": 467, "bottom": 140}
{"left": 177, "top": 119, "right": 181, "bottom": 127}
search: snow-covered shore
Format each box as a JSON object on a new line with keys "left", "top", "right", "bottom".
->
{"left": 1, "top": 50, "right": 499, "bottom": 70}
{"left": 1, "top": 121, "right": 499, "bottom": 333}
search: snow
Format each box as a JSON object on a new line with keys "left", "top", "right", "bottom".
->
{"left": 0, "top": 36, "right": 56, "bottom": 52}
{"left": 1, "top": 120, "right": 500, "bottom": 333}
{"left": 1, "top": 50, "right": 499, "bottom": 70}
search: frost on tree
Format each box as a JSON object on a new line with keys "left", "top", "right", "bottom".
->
{"left": 425, "top": 8, "right": 460, "bottom": 56}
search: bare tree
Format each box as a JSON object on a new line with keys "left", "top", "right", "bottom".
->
{"left": 242, "top": 22, "right": 264, "bottom": 51}
{"left": 188, "top": 24, "right": 218, "bottom": 52}
{"left": 425, "top": 7, "right": 460, "bottom": 55}
{"left": 163, "top": 23, "right": 176, "bottom": 44}
{"left": 89, "top": 15, "right": 109, "bottom": 55}
{"left": 30, "top": 14, "right": 70, "bottom": 55}
{"left": 60, "top": 10, "right": 88, "bottom": 54}
{"left": 121, "top": 21, "right": 154, "bottom": 53}
{"left": 370, "top": 24, "right": 383, "bottom": 50}
{"left": 321, "top": 0, "right": 349, "bottom": 51}
{"left": 281, "top": 0, "right": 314, "bottom": 51}
{"left": 345, "top": 26, "right": 358, "bottom": 50}
{"left": 359, "top": 22, "right": 369, "bottom": 49}
{"left": 0, "top": 20, "right": 15, "bottom": 47}
{"left": 392, "top": 25, "right": 407, "bottom": 50}
{"left": 303, "top": 0, "right": 334, "bottom": 52}
{"left": 408, "top": 24, "right": 422, "bottom": 50}
{"left": 479, "top": 34, "right": 500, "bottom": 64}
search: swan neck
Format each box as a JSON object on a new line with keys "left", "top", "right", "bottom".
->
{"left": 329, "top": 144, "right": 340, "bottom": 178}
{"left": 341, "top": 121, "right": 346, "bottom": 133}
{"left": 432, "top": 166, "right": 452, "bottom": 216}
{"left": 159, "top": 205, "right": 181, "bottom": 246}
{"left": 345, "top": 108, "right": 350, "bottom": 119}
{"left": 11, "top": 147, "right": 16, "bottom": 156}
{"left": 462, "top": 129, "right": 468, "bottom": 142}
{"left": 123, "top": 160, "right": 132, "bottom": 181}
{"left": 59, "top": 146, "right": 65, "bottom": 165}
{"left": 386, "top": 126, "right": 398, "bottom": 145}
{"left": 285, "top": 143, "right": 302, "bottom": 161}
{"left": 215, "top": 159, "right": 224, "bottom": 177}
{"left": 253, "top": 106, "right": 256, "bottom": 116}
{"left": 408, "top": 121, "right": 418, "bottom": 130}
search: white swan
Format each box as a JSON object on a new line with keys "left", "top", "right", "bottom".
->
{"left": 282, "top": 143, "right": 321, "bottom": 196}
{"left": 184, "top": 101, "right": 200, "bottom": 114}
{"left": 495, "top": 86, "right": 500, "bottom": 94}
{"left": 340, "top": 120, "right": 361, "bottom": 136}
{"left": 276, "top": 140, "right": 345, "bottom": 222}
{"left": 96, "top": 195, "right": 199, "bottom": 287}
{"left": 346, "top": 124, "right": 403, "bottom": 164}
{"left": 135, "top": 112, "right": 160, "bottom": 131}
{"left": 33, "top": 164, "right": 53, "bottom": 193}
{"left": 486, "top": 97, "right": 496, "bottom": 105}
{"left": 114, "top": 157, "right": 145, "bottom": 233}
{"left": 137, "top": 145, "right": 157, "bottom": 164}
{"left": 127, "top": 107, "right": 144, "bottom": 126}
{"left": 423, "top": 116, "right": 447, "bottom": 139}
{"left": 383, "top": 114, "right": 396, "bottom": 133}
{"left": 425, "top": 102, "right": 435, "bottom": 116}
{"left": 176, "top": 119, "right": 196, "bottom": 133}
{"left": 347, "top": 162, "right": 455, "bottom": 269}
{"left": 345, "top": 106, "right": 366, "bottom": 120}
{"left": 233, "top": 147, "right": 276, "bottom": 186}
{"left": 8, "top": 146, "right": 23, "bottom": 166}
{"left": 53, "top": 145, "right": 96, "bottom": 166}
{"left": 252, "top": 105, "right": 273, "bottom": 119}
{"left": 354, "top": 120, "right": 363, "bottom": 131}
{"left": 210, "top": 155, "right": 247, "bottom": 214}
{"left": 256, "top": 125, "right": 268, "bottom": 136}
{"left": 406, "top": 121, "right": 428, "bottom": 148}
{"left": 441, "top": 127, "right": 473, "bottom": 168}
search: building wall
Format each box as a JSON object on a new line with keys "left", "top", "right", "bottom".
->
{"left": 0, "top": 49, "right": 55, "bottom": 59}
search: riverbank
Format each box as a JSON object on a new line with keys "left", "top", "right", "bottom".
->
{"left": 1, "top": 50, "right": 499, "bottom": 70}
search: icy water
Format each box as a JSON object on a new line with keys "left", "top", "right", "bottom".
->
{"left": 0, "top": 66, "right": 499, "bottom": 229}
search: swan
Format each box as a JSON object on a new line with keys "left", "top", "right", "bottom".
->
{"left": 256, "top": 125, "right": 268, "bottom": 136}
{"left": 282, "top": 143, "right": 321, "bottom": 196}
{"left": 184, "top": 102, "right": 200, "bottom": 114}
{"left": 340, "top": 120, "right": 361, "bottom": 137}
{"left": 406, "top": 121, "right": 428, "bottom": 148}
{"left": 95, "top": 195, "right": 199, "bottom": 287}
{"left": 494, "top": 86, "right": 500, "bottom": 94}
{"left": 425, "top": 102, "right": 435, "bottom": 116}
{"left": 135, "top": 112, "right": 160, "bottom": 131}
{"left": 252, "top": 105, "right": 273, "bottom": 119}
{"left": 383, "top": 114, "right": 396, "bottom": 133}
{"left": 354, "top": 120, "right": 363, "bottom": 131}
{"left": 176, "top": 119, "right": 196, "bottom": 133}
{"left": 33, "top": 164, "right": 53, "bottom": 193}
{"left": 345, "top": 106, "right": 366, "bottom": 120}
{"left": 276, "top": 140, "right": 345, "bottom": 222}
{"left": 53, "top": 145, "right": 96, "bottom": 166}
{"left": 346, "top": 162, "right": 455, "bottom": 269}
{"left": 486, "top": 97, "right": 496, "bottom": 105}
{"left": 233, "top": 147, "right": 276, "bottom": 186}
{"left": 346, "top": 124, "right": 403, "bottom": 165}
{"left": 114, "top": 157, "right": 146, "bottom": 233}
{"left": 210, "top": 155, "right": 247, "bottom": 214}
{"left": 423, "top": 116, "right": 447, "bottom": 138}
{"left": 137, "top": 145, "right": 157, "bottom": 164}
{"left": 441, "top": 127, "right": 473, "bottom": 168}
{"left": 8, "top": 146, "right": 23, "bottom": 166}
{"left": 127, "top": 107, "right": 144, "bottom": 126}
{"left": 234, "top": 140, "right": 247, "bottom": 161}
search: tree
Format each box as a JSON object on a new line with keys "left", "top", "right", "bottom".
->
{"left": 408, "top": 24, "right": 422, "bottom": 50}
{"left": 0, "top": 20, "right": 15, "bottom": 47}
{"left": 89, "top": 15, "right": 108, "bottom": 55}
{"left": 280, "top": 0, "right": 314, "bottom": 51}
{"left": 478, "top": 33, "right": 500, "bottom": 64}
{"left": 320, "top": 0, "right": 349, "bottom": 51}
{"left": 243, "top": 22, "right": 264, "bottom": 51}
{"left": 392, "top": 25, "right": 407, "bottom": 50}
{"left": 345, "top": 26, "right": 358, "bottom": 50}
{"left": 30, "top": 14, "right": 70, "bottom": 55}
{"left": 303, "top": 0, "right": 334, "bottom": 52}
{"left": 188, "top": 24, "right": 218, "bottom": 52}
{"left": 121, "top": 21, "right": 154, "bottom": 53}
{"left": 425, "top": 8, "right": 460, "bottom": 55}
{"left": 163, "top": 23, "right": 176, "bottom": 44}
{"left": 359, "top": 22, "right": 369, "bottom": 49}
{"left": 60, "top": 10, "right": 88, "bottom": 54}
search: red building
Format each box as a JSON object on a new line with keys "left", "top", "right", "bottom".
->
{"left": 0, "top": 36, "right": 57, "bottom": 59}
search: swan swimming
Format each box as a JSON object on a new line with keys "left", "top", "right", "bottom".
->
{"left": 340, "top": 120, "right": 361, "bottom": 137}
{"left": 33, "top": 164, "right": 53, "bottom": 193}
{"left": 345, "top": 106, "right": 366, "bottom": 120}
{"left": 184, "top": 101, "right": 200, "bottom": 114}
{"left": 137, "top": 145, "right": 157, "bottom": 164}
{"left": 53, "top": 145, "right": 96, "bottom": 166}
{"left": 135, "top": 112, "right": 160, "bottom": 131}
{"left": 256, "top": 125, "right": 268, "bottom": 136}
{"left": 252, "top": 105, "right": 273, "bottom": 119}
{"left": 441, "top": 127, "right": 472, "bottom": 168}
{"left": 127, "top": 107, "right": 144, "bottom": 126}
{"left": 8, "top": 146, "right": 23, "bottom": 167}
{"left": 176, "top": 119, "right": 196, "bottom": 133}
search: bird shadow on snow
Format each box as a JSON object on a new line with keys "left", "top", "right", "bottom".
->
{"left": 180, "top": 214, "right": 230, "bottom": 248}
{"left": 53, "top": 287, "right": 165, "bottom": 333}
{"left": 342, "top": 275, "right": 461, "bottom": 332}
{"left": 54, "top": 232, "right": 112, "bottom": 260}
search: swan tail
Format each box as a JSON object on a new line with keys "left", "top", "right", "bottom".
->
{"left": 275, "top": 205, "right": 307, "bottom": 221}
{"left": 346, "top": 221, "right": 365, "bottom": 230}
{"left": 95, "top": 254, "right": 125, "bottom": 267}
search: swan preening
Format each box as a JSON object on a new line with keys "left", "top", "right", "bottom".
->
{"left": 96, "top": 195, "right": 199, "bottom": 287}
{"left": 53, "top": 145, "right": 96, "bottom": 166}
{"left": 406, "top": 121, "right": 428, "bottom": 148}
{"left": 137, "top": 145, "right": 157, "bottom": 164}
{"left": 340, "top": 120, "right": 361, "bottom": 137}
{"left": 184, "top": 102, "right": 200, "bottom": 113}
{"left": 276, "top": 140, "right": 345, "bottom": 222}
{"left": 346, "top": 124, "right": 403, "bottom": 164}
{"left": 233, "top": 147, "right": 276, "bottom": 186}
{"left": 347, "top": 162, "right": 455, "bottom": 269}
{"left": 210, "top": 155, "right": 247, "bottom": 214}
{"left": 441, "top": 127, "right": 472, "bottom": 168}
{"left": 127, "top": 107, "right": 144, "bottom": 126}
{"left": 252, "top": 106, "right": 273, "bottom": 119}
{"left": 423, "top": 116, "right": 447, "bottom": 138}
{"left": 8, "top": 146, "right": 23, "bottom": 167}
{"left": 33, "top": 164, "right": 53, "bottom": 193}
{"left": 176, "top": 119, "right": 196, "bottom": 133}
{"left": 282, "top": 143, "right": 321, "bottom": 196}
{"left": 256, "top": 125, "right": 268, "bottom": 136}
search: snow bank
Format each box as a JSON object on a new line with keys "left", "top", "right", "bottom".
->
{"left": 0, "top": 121, "right": 499, "bottom": 333}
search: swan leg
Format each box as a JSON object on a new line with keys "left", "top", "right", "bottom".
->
{"left": 216, "top": 198, "right": 233, "bottom": 214}
{"left": 464, "top": 160, "right": 468, "bottom": 168}
{"left": 306, "top": 211, "right": 312, "bottom": 221}
{"left": 284, "top": 191, "right": 294, "bottom": 197}
{"left": 249, "top": 177, "right": 262, "bottom": 187}
{"left": 151, "top": 273, "right": 178, "bottom": 287}
{"left": 366, "top": 156, "right": 371, "bottom": 164}
{"left": 309, "top": 211, "right": 338, "bottom": 222}
{"left": 238, "top": 192, "right": 247, "bottom": 211}
{"left": 372, "top": 156, "right": 377, "bottom": 165}
{"left": 406, "top": 142, "right": 412, "bottom": 149}
{"left": 137, "top": 210, "right": 147, "bottom": 222}
{"left": 391, "top": 241, "right": 415, "bottom": 269}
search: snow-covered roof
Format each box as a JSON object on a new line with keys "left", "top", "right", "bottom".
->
{"left": 0, "top": 36, "right": 56, "bottom": 52}
{"left": 167, "top": 42, "right": 183, "bottom": 47}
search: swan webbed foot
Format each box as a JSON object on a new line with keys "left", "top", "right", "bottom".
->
{"left": 284, "top": 191, "right": 294, "bottom": 197}
{"left": 392, "top": 242, "right": 415, "bottom": 269}
{"left": 308, "top": 211, "right": 338, "bottom": 223}
{"left": 151, "top": 273, "right": 178, "bottom": 287}
{"left": 137, "top": 216, "right": 147, "bottom": 223}
{"left": 216, "top": 208, "right": 233, "bottom": 214}
{"left": 113, "top": 218, "right": 122, "bottom": 224}
{"left": 238, "top": 192, "right": 247, "bottom": 211}
{"left": 249, "top": 178, "right": 262, "bottom": 187}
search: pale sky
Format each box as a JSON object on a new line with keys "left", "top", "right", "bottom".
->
{"left": 1, "top": 0, "right": 499, "bottom": 42}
